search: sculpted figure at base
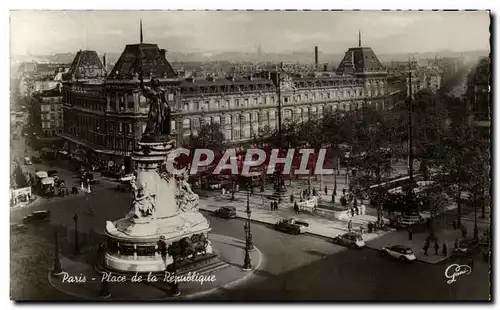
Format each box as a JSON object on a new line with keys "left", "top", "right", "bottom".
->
{"left": 176, "top": 168, "right": 199, "bottom": 212}
{"left": 129, "top": 180, "right": 156, "bottom": 220}
{"left": 139, "top": 73, "right": 172, "bottom": 136}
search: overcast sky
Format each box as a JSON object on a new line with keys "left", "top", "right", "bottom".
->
{"left": 10, "top": 10, "right": 491, "bottom": 55}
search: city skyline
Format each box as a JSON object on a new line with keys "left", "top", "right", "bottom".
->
{"left": 11, "top": 10, "right": 491, "bottom": 56}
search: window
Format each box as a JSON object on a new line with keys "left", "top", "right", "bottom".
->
{"left": 183, "top": 102, "right": 189, "bottom": 111}
{"left": 235, "top": 99, "right": 240, "bottom": 107}
{"left": 215, "top": 100, "right": 220, "bottom": 110}
{"left": 284, "top": 97, "right": 289, "bottom": 103}
{"left": 254, "top": 98, "right": 258, "bottom": 105}
{"left": 270, "top": 111, "right": 276, "bottom": 120}
{"left": 194, "top": 118, "right": 201, "bottom": 128}
{"left": 128, "top": 94, "right": 134, "bottom": 109}
{"left": 203, "top": 101, "right": 209, "bottom": 110}
{"left": 244, "top": 99, "right": 249, "bottom": 106}
{"left": 252, "top": 112, "right": 258, "bottom": 122}
{"left": 233, "top": 114, "right": 239, "bottom": 123}
{"left": 171, "top": 120, "right": 176, "bottom": 131}
{"left": 204, "top": 117, "right": 212, "bottom": 125}
{"left": 271, "top": 97, "right": 275, "bottom": 104}
{"left": 226, "top": 99, "right": 230, "bottom": 108}
{"left": 225, "top": 115, "right": 232, "bottom": 125}
{"left": 213, "top": 116, "right": 220, "bottom": 124}
{"left": 128, "top": 123, "right": 132, "bottom": 134}
{"left": 234, "top": 129, "right": 240, "bottom": 139}
{"left": 183, "top": 119, "right": 191, "bottom": 129}
{"left": 194, "top": 101, "right": 199, "bottom": 110}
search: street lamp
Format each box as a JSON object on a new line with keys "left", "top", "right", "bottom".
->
{"left": 51, "top": 229, "right": 63, "bottom": 276}
{"left": 73, "top": 213, "right": 80, "bottom": 255}
{"left": 243, "top": 180, "right": 253, "bottom": 271}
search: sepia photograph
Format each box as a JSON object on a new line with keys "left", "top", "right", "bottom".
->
{"left": 8, "top": 9, "right": 492, "bottom": 301}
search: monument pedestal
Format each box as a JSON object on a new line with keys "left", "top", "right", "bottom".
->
{"left": 102, "top": 138, "right": 214, "bottom": 275}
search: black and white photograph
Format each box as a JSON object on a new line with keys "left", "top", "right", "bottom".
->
{"left": 8, "top": 9, "right": 492, "bottom": 301}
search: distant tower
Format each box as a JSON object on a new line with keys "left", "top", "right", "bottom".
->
{"left": 358, "top": 30, "right": 362, "bottom": 47}
{"left": 314, "top": 46, "right": 319, "bottom": 70}
{"left": 140, "top": 19, "right": 144, "bottom": 43}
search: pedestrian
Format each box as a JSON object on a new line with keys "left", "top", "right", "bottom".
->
{"left": 461, "top": 226, "right": 468, "bottom": 239}
{"left": 251, "top": 186, "right": 254, "bottom": 195}
{"left": 270, "top": 202, "right": 273, "bottom": 211}
{"left": 275, "top": 201, "right": 279, "bottom": 211}
{"left": 442, "top": 243, "right": 448, "bottom": 256}
{"left": 324, "top": 186, "right": 328, "bottom": 195}
{"left": 342, "top": 188, "right": 346, "bottom": 196}
{"left": 294, "top": 202, "right": 299, "bottom": 215}
{"left": 359, "top": 224, "right": 364, "bottom": 236}
{"left": 351, "top": 208, "right": 355, "bottom": 217}
{"left": 423, "top": 241, "right": 429, "bottom": 256}
{"left": 222, "top": 187, "right": 226, "bottom": 196}
{"left": 332, "top": 194, "right": 335, "bottom": 203}
{"left": 290, "top": 194, "right": 294, "bottom": 203}
{"left": 434, "top": 241, "right": 439, "bottom": 255}
{"left": 355, "top": 206, "right": 359, "bottom": 216}
{"left": 348, "top": 220, "right": 353, "bottom": 232}
{"left": 408, "top": 228, "right": 413, "bottom": 241}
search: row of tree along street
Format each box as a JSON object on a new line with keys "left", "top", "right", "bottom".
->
{"left": 183, "top": 85, "right": 489, "bottom": 236}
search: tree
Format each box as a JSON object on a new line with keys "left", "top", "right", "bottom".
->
{"left": 13, "top": 164, "right": 28, "bottom": 189}
{"left": 190, "top": 122, "right": 225, "bottom": 152}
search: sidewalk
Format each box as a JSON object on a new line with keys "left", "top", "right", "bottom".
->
{"left": 365, "top": 211, "right": 489, "bottom": 264}
{"left": 198, "top": 192, "right": 389, "bottom": 243}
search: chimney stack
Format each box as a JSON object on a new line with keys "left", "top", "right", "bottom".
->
{"left": 314, "top": 46, "right": 319, "bottom": 69}
{"left": 323, "top": 63, "right": 328, "bottom": 72}
{"left": 103, "top": 53, "right": 106, "bottom": 68}
{"left": 160, "top": 49, "right": 166, "bottom": 59}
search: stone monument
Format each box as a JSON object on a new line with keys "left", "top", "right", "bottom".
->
{"left": 101, "top": 75, "right": 213, "bottom": 274}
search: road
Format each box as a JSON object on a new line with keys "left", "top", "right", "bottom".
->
{"left": 10, "top": 179, "right": 490, "bottom": 301}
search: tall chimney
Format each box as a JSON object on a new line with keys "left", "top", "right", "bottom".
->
{"left": 160, "top": 49, "right": 166, "bottom": 59}
{"left": 103, "top": 53, "right": 106, "bottom": 68}
{"left": 314, "top": 46, "right": 319, "bottom": 70}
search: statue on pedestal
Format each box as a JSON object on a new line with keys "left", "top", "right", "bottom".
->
{"left": 139, "top": 73, "right": 172, "bottom": 137}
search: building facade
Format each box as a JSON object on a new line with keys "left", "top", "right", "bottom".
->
{"left": 60, "top": 37, "right": 404, "bottom": 171}
{"left": 30, "top": 86, "right": 64, "bottom": 136}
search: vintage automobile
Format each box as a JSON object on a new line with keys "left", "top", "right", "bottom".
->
{"left": 333, "top": 232, "right": 366, "bottom": 248}
{"left": 23, "top": 210, "right": 51, "bottom": 224}
{"left": 453, "top": 238, "right": 480, "bottom": 257}
{"left": 380, "top": 245, "right": 416, "bottom": 262}
{"left": 274, "top": 218, "right": 310, "bottom": 235}
{"left": 213, "top": 206, "right": 237, "bottom": 219}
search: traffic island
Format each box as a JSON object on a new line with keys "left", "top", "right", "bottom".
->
{"left": 47, "top": 234, "right": 262, "bottom": 300}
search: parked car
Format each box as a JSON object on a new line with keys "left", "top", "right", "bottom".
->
{"left": 24, "top": 157, "right": 32, "bottom": 165}
{"left": 333, "top": 232, "right": 366, "bottom": 248}
{"left": 274, "top": 218, "right": 310, "bottom": 235}
{"left": 23, "top": 210, "right": 51, "bottom": 224}
{"left": 453, "top": 238, "right": 480, "bottom": 257}
{"left": 213, "top": 206, "right": 237, "bottom": 219}
{"left": 381, "top": 245, "right": 416, "bottom": 262}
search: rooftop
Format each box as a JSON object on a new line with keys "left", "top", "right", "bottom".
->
{"left": 63, "top": 50, "right": 106, "bottom": 80}
{"left": 336, "top": 47, "right": 385, "bottom": 75}
{"left": 107, "top": 43, "right": 177, "bottom": 80}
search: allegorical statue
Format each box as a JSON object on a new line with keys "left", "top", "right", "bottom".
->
{"left": 129, "top": 180, "right": 157, "bottom": 220}
{"left": 175, "top": 168, "right": 199, "bottom": 212}
{"left": 139, "top": 73, "right": 172, "bottom": 136}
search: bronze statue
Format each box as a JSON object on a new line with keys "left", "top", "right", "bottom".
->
{"left": 139, "top": 73, "right": 172, "bottom": 136}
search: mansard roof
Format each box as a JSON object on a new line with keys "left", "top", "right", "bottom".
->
{"left": 63, "top": 50, "right": 106, "bottom": 80}
{"left": 107, "top": 43, "right": 177, "bottom": 80}
{"left": 336, "top": 47, "right": 385, "bottom": 75}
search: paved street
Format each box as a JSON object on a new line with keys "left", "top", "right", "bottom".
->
{"left": 10, "top": 171, "right": 490, "bottom": 301}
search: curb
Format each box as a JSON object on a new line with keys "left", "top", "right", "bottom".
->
{"left": 200, "top": 207, "right": 447, "bottom": 265}
{"left": 364, "top": 244, "right": 451, "bottom": 264}
{"left": 47, "top": 234, "right": 263, "bottom": 301}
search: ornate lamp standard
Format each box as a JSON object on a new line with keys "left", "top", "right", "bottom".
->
{"left": 243, "top": 180, "right": 254, "bottom": 271}
{"left": 51, "top": 229, "right": 63, "bottom": 276}
{"left": 73, "top": 213, "right": 80, "bottom": 255}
